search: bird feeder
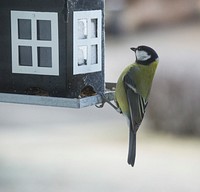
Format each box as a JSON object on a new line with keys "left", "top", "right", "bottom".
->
{"left": 0, "top": 0, "right": 114, "bottom": 108}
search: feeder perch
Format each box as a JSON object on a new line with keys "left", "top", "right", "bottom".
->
{"left": 0, "top": 0, "right": 114, "bottom": 108}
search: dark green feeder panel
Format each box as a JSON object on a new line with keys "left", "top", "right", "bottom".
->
{"left": 0, "top": 0, "right": 113, "bottom": 108}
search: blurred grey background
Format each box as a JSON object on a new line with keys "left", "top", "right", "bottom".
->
{"left": 1, "top": 0, "right": 200, "bottom": 191}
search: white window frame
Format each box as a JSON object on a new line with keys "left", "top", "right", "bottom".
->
{"left": 73, "top": 10, "right": 102, "bottom": 75}
{"left": 11, "top": 10, "right": 59, "bottom": 76}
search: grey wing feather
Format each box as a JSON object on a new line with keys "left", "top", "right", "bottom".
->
{"left": 124, "top": 72, "right": 148, "bottom": 130}
{"left": 124, "top": 71, "right": 148, "bottom": 166}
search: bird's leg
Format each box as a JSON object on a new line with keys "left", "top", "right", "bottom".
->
{"left": 96, "top": 93, "right": 122, "bottom": 114}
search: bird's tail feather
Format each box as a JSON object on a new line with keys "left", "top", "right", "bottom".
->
{"left": 127, "top": 128, "right": 136, "bottom": 167}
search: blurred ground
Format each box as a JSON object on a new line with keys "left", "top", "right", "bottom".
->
{"left": 0, "top": 103, "right": 200, "bottom": 192}
{"left": 1, "top": 0, "right": 200, "bottom": 191}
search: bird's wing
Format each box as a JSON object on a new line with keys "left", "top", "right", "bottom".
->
{"left": 123, "top": 70, "right": 148, "bottom": 132}
{"left": 124, "top": 70, "right": 148, "bottom": 166}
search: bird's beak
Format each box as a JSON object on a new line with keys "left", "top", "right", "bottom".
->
{"left": 130, "top": 47, "right": 136, "bottom": 52}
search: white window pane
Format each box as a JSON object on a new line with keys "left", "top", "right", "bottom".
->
{"left": 78, "top": 46, "right": 87, "bottom": 66}
{"left": 37, "top": 47, "right": 52, "bottom": 67}
{"left": 91, "top": 19, "right": 97, "bottom": 38}
{"left": 78, "top": 19, "right": 87, "bottom": 39}
{"left": 11, "top": 11, "right": 59, "bottom": 76}
{"left": 37, "top": 20, "right": 51, "bottom": 41}
{"left": 91, "top": 45, "right": 98, "bottom": 64}
{"left": 18, "top": 19, "right": 32, "bottom": 39}
{"left": 73, "top": 10, "right": 102, "bottom": 75}
{"left": 19, "top": 46, "right": 32, "bottom": 66}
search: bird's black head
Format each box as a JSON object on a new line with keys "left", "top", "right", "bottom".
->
{"left": 130, "top": 45, "right": 158, "bottom": 65}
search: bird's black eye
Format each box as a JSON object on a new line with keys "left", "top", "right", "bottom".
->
{"left": 137, "top": 47, "right": 142, "bottom": 51}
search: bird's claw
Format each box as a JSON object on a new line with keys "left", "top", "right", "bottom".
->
{"left": 95, "top": 103, "right": 105, "bottom": 108}
{"left": 95, "top": 102, "right": 105, "bottom": 108}
{"left": 95, "top": 93, "right": 107, "bottom": 108}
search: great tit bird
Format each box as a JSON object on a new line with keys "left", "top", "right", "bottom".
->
{"left": 98, "top": 45, "right": 159, "bottom": 167}
{"left": 115, "top": 45, "right": 159, "bottom": 166}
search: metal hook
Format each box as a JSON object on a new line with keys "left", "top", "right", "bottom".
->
{"left": 95, "top": 93, "right": 122, "bottom": 114}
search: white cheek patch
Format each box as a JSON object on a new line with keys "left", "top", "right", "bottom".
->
{"left": 136, "top": 50, "right": 151, "bottom": 61}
